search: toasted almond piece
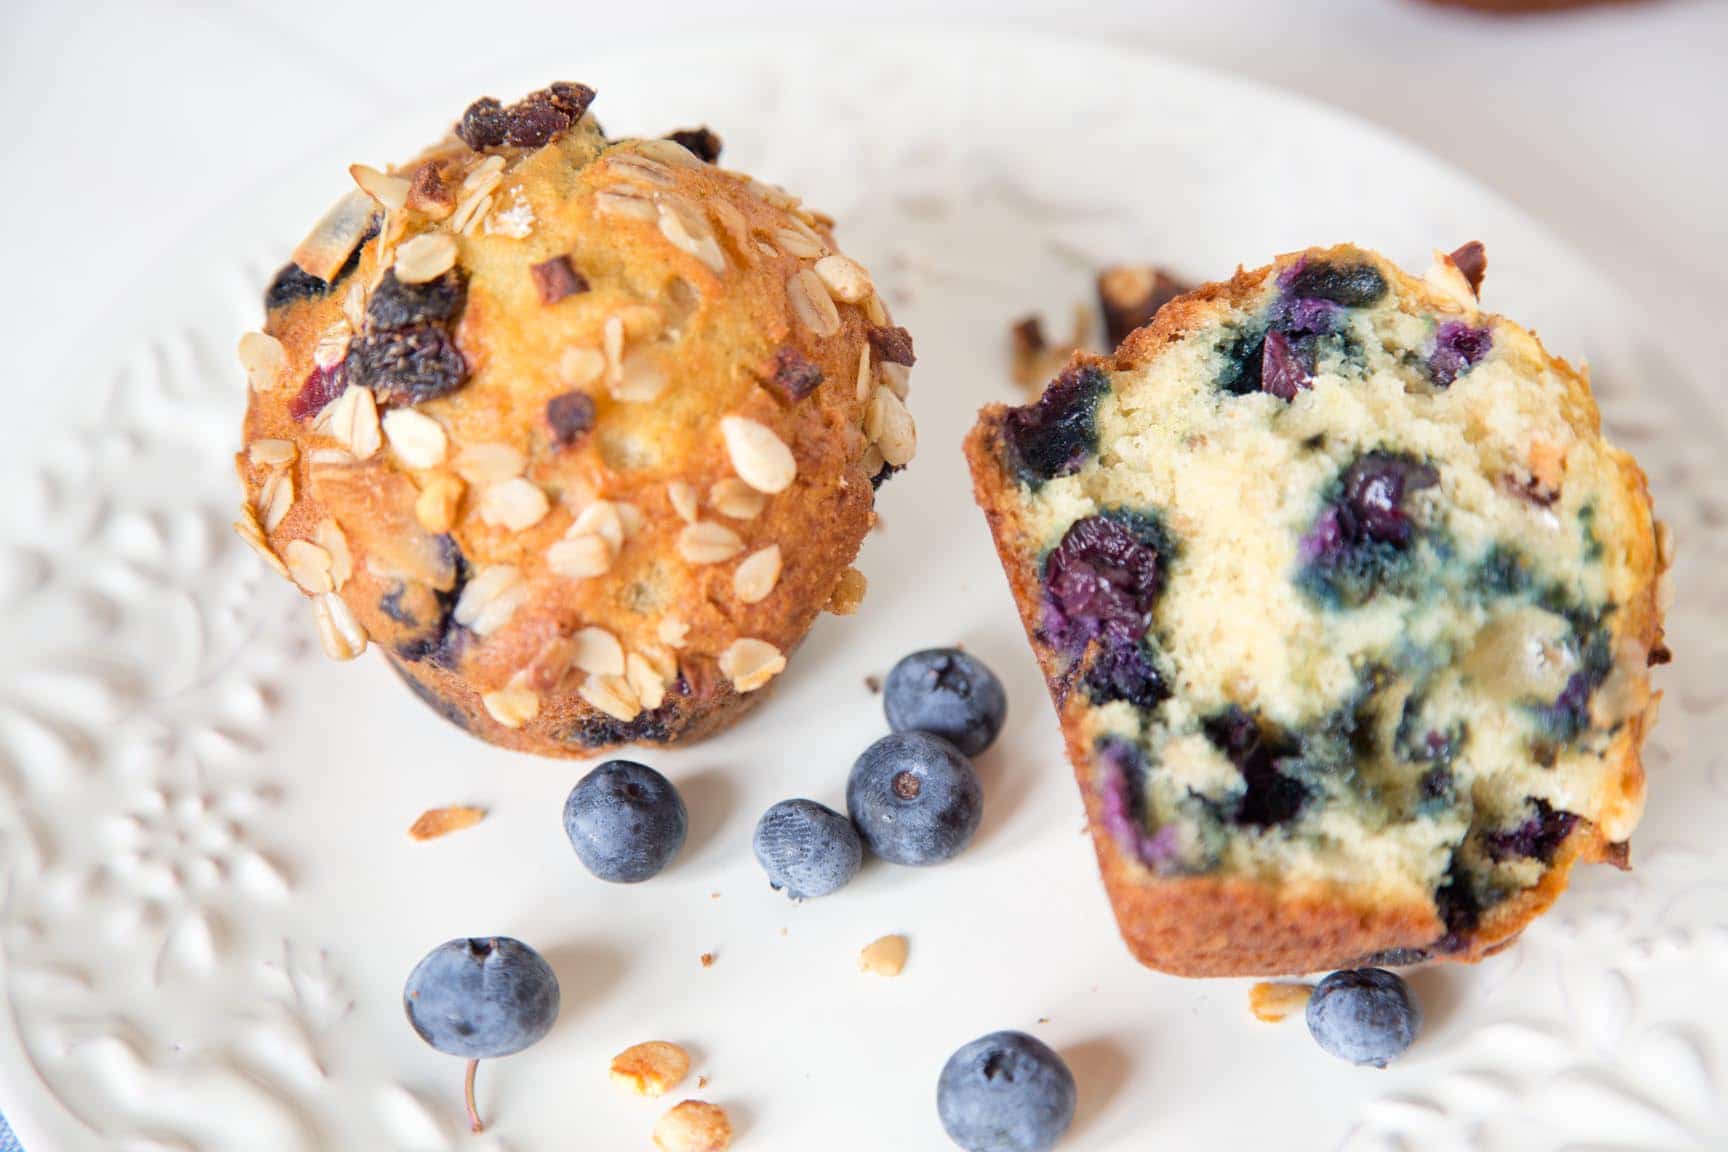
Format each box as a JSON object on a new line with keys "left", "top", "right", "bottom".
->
{"left": 788, "top": 267, "right": 841, "bottom": 336}
{"left": 455, "top": 442, "right": 526, "bottom": 486}
{"left": 409, "top": 806, "right": 487, "bottom": 841}
{"left": 415, "top": 473, "right": 465, "bottom": 533}
{"left": 626, "top": 652, "right": 671, "bottom": 710}
{"left": 858, "top": 934, "right": 909, "bottom": 977}
{"left": 407, "top": 161, "right": 455, "bottom": 219}
{"left": 257, "top": 468, "right": 294, "bottom": 532}
{"left": 596, "top": 187, "right": 659, "bottom": 221}
{"left": 312, "top": 592, "right": 367, "bottom": 660}
{"left": 616, "top": 501, "right": 645, "bottom": 537}
{"left": 284, "top": 539, "right": 334, "bottom": 594}
{"left": 238, "top": 331, "right": 288, "bottom": 392}
{"left": 775, "top": 223, "right": 826, "bottom": 259}
{"left": 867, "top": 385, "right": 917, "bottom": 467}
{"left": 615, "top": 349, "right": 669, "bottom": 402}
{"left": 678, "top": 521, "right": 745, "bottom": 565}
{"left": 1249, "top": 982, "right": 1315, "bottom": 1023}
{"left": 658, "top": 200, "right": 727, "bottom": 275}
{"left": 248, "top": 439, "right": 298, "bottom": 469}
{"left": 293, "top": 189, "right": 376, "bottom": 281}
{"left": 658, "top": 616, "right": 690, "bottom": 648}
{"left": 855, "top": 343, "right": 873, "bottom": 403}
{"left": 653, "top": 1100, "right": 732, "bottom": 1152}
{"left": 602, "top": 316, "right": 626, "bottom": 386}
{"left": 710, "top": 477, "right": 767, "bottom": 520}
{"left": 636, "top": 137, "right": 705, "bottom": 168}
{"left": 561, "top": 346, "right": 606, "bottom": 387}
{"left": 394, "top": 232, "right": 459, "bottom": 284}
{"left": 814, "top": 253, "right": 873, "bottom": 303}
{"left": 349, "top": 163, "right": 410, "bottom": 213}
{"left": 733, "top": 545, "right": 782, "bottom": 604}
{"left": 826, "top": 567, "right": 868, "bottom": 615}
{"left": 667, "top": 481, "right": 700, "bottom": 524}
{"left": 860, "top": 441, "right": 885, "bottom": 478}
{"left": 881, "top": 361, "right": 911, "bottom": 400}
{"left": 233, "top": 508, "right": 290, "bottom": 578}
{"left": 382, "top": 408, "right": 448, "bottom": 469}
{"left": 608, "top": 152, "right": 677, "bottom": 187}
{"left": 571, "top": 626, "right": 626, "bottom": 676}
{"left": 452, "top": 565, "right": 526, "bottom": 636}
{"left": 1656, "top": 520, "right": 1675, "bottom": 568}
{"left": 548, "top": 534, "right": 613, "bottom": 578}
{"left": 307, "top": 447, "right": 356, "bottom": 467}
{"left": 312, "top": 518, "right": 353, "bottom": 589}
{"left": 863, "top": 292, "right": 888, "bottom": 326}
{"left": 611, "top": 1041, "right": 691, "bottom": 1098}
{"left": 571, "top": 500, "right": 626, "bottom": 551}
{"left": 480, "top": 477, "right": 550, "bottom": 532}
{"left": 720, "top": 416, "right": 796, "bottom": 494}
{"left": 320, "top": 385, "right": 382, "bottom": 460}
{"left": 580, "top": 673, "right": 642, "bottom": 722}
{"left": 482, "top": 677, "right": 541, "bottom": 729}
{"left": 719, "top": 638, "right": 785, "bottom": 693}
{"left": 709, "top": 199, "right": 756, "bottom": 266}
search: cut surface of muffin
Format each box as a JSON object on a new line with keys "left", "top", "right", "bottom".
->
{"left": 967, "top": 244, "right": 1667, "bottom": 974}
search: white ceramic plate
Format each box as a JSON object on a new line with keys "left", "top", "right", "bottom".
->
{"left": 2, "top": 36, "right": 1723, "bottom": 1152}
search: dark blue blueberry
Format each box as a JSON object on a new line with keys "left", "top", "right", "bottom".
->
{"left": 847, "top": 732, "right": 982, "bottom": 866}
{"left": 347, "top": 324, "right": 469, "bottom": 406}
{"left": 1483, "top": 799, "right": 1579, "bottom": 863}
{"left": 1340, "top": 453, "right": 1439, "bottom": 546}
{"left": 937, "top": 1030, "right": 1076, "bottom": 1152}
{"left": 1429, "top": 319, "right": 1493, "bottom": 387}
{"left": 563, "top": 761, "right": 687, "bottom": 882}
{"left": 1215, "top": 328, "right": 1266, "bottom": 395}
{"left": 1305, "top": 968, "right": 1422, "bottom": 1067}
{"left": 752, "top": 799, "right": 863, "bottom": 900}
{"left": 884, "top": 648, "right": 1008, "bottom": 757}
{"left": 366, "top": 268, "right": 469, "bottom": 331}
{"left": 403, "top": 937, "right": 560, "bottom": 1059}
{"left": 1202, "top": 709, "right": 1309, "bottom": 828}
{"left": 1352, "top": 948, "right": 1431, "bottom": 968}
{"left": 1082, "top": 641, "right": 1168, "bottom": 709}
{"left": 1431, "top": 853, "right": 1488, "bottom": 953}
{"left": 264, "top": 217, "right": 377, "bottom": 310}
{"left": 1299, "top": 453, "right": 1439, "bottom": 607}
{"left": 560, "top": 704, "right": 680, "bottom": 749}
{"left": 1040, "top": 512, "right": 1164, "bottom": 656}
{"left": 1001, "top": 365, "right": 1109, "bottom": 486}
{"left": 1272, "top": 295, "right": 1345, "bottom": 338}
{"left": 1279, "top": 258, "right": 1389, "bottom": 308}
{"left": 1096, "top": 738, "right": 1182, "bottom": 869}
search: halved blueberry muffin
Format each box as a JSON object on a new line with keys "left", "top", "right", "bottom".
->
{"left": 965, "top": 244, "right": 1669, "bottom": 976}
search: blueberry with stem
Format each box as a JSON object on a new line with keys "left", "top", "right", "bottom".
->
{"left": 403, "top": 937, "right": 561, "bottom": 1132}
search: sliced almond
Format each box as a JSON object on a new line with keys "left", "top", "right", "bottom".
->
{"left": 867, "top": 385, "right": 916, "bottom": 467}
{"left": 710, "top": 477, "right": 767, "bottom": 520}
{"left": 480, "top": 477, "right": 550, "bottom": 532}
{"left": 409, "top": 806, "right": 486, "bottom": 842}
{"left": 561, "top": 346, "right": 606, "bottom": 387}
{"left": 732, "top": 545, "right": 782, "bottom": 604}
{"left": 233, "top": 507, "right": 290, "bottom": 578}
{"left": 615, "top": 349, "right": 669, "bottom": 402}
{"left": 313, "top": 320, "right": 353, "bottom": 370}
{"left": 320, "top": 385, "right": 382, "bottom": 460}
{"left": 596, "top": 187, "right": 658, "bottom": 222}
{"left": 570, "top": 626, "right": 626, "bottom": 676}
{"left": 626, "top": 651, "right": 671, "bottom": 710}
{"left": 415, "top": 473, "right": 465, "bottom": 533}
{"left": 312, "top": 592, "right": 367, "bottom": 661}
{"left": 720, "top": 416, "right": 796, "bottom": 494}
{"left": 292, "top": 189, "right": 376, "bottom": 281}
{"left": 258, "top": 468, "right": 294, "bottom": 531}
{"left": 312, "top": 518, "right": 352, "bottom": 589}
{"left": 580, "top": 673, "right": 642, "bottom": 722}
{"left": 381, "top": 408, "right": 448, "bottom": 469}
{"left": 814, "top": 254, "right": 873, "bottom": 303}
{"left": 775, "top": 223, "right": 826, "bottom": 259}
{"left": 285, "top": 539, "right": 334, "bottom": 594}
{"left": 857, "top": 934, "right": 908, "bottom": 977}
{"left": 1248, "top": 982, "right": 1314, "bottom": 1023}
{"left": 658, "top": 200, "right": 726, "bottom": 274}
{"left": 678, "top": 521, "right": 745, "bottom": 565}
{"left": 548, "top": 534, "right": 613, "bottom": 578}
{"left": 393, "top": 232, "right": 459, "bottom": 284}
{"left": 452, "top": 565, "right": 526, "bottom": 636}
{"left": 854, "top": 344, "right": 873, "bottom": 403}
{"left": 455, "top": 442, "right": 526, "bottom": 486}
{"left": 571, "top": 500, "right": 626, "bottom": 551}
{"left": 482, "top": 677, "right": 541, "bottom": 729}
{"left": 657, "top": 616, "right": 690, "bottom": 648}
{"left": 349, "top": 163, "right": 410, "bottom": 213}
{"left": 719, "top": 638, "right": 785, "bottom": 692}
{"left": 788, "top": 268, "right": 841, "bottom": 336}
{"left": 667, "top": 481, "right": 700, "bottom": 524}
{"left": 238, "top": 331, "right": 288, "bottom": 392}
{"left": 610, "top": 1041, "right": 691, "bottom": 1098}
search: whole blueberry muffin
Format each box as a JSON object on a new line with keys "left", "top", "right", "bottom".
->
{"left": 235, "top": 83, "right": 914, "bottom": 756}
{"left": 965, "top": 244, "right": 1669, "bottom": 976}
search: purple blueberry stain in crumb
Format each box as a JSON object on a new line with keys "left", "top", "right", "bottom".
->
{"left": 1040, "top": 512, "right": 1163, "bottom": 656}
{"left": 1342, "top": 453, "right": 1439, "bottom": 546}
{"left": 1082, "top": 641, "right": 1169, "bottom": 709}
{"left": 1483, "top": 799, "right": 1579, "bottom": 864}
{"left": 1096, "top": 739, "right": 1182, "bottom": 871}
{"left": 1260, "top": 329, "right": 1310, "bottom": 400}
{"left": 1002, "top": 364, "right": 1110, "bottom": 486}
{"left": 1202, "top": 709, "right": 1310, "bottom": 828}
{"left": 289, "top": 362, "right": 348, "bottom": 422}
{"left": 1429, "top": 319, "right": 1493, "bottom": 387}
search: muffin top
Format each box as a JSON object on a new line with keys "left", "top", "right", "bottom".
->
{"left": 236, "top": 84, "right": 913, "bottom": 747}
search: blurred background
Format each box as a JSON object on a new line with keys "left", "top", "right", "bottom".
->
{"left": 3, "top": 0, "right": 1722, "bottom": 419}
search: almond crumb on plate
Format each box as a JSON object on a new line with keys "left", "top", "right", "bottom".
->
{"left": 408, "top": 806, "right": 487, "bottom": 841}
{"left": 653, "top": 1100, "right": 732, "bottom": 1152}
{"left": 699, "top": 952, "right": 715, "bottom": 968}
{"left": 858, "top": 934, "right": 908, "bottom": 977}
{"left": 610, "top": 1041, "right": 690, "bottom": 1097}
{"left": 1248, "top": 981, "right": 1315, "bottom": 1022}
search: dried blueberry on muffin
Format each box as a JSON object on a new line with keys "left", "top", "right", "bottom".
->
{"left": 966, "top": 243, "right": 1668, "bottom": 975}
{"left": 235, "top": 83, "right": 913, "bottom": 756}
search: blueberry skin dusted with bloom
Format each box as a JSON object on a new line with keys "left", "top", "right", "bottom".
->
{"left": 752, "top": 799, "right": 863, "bottom": 900}
{"left": 1305, "top": 967, "right": 1422, "bottom": 1067}
{"left": 563, "top": 760, "right": 687, "bottom": 882}
{"left": 884, "top": 648, "right": 1009, "bottom": 757}
{"left": 937, "top": 1030, "right": 1077, "bottom": 1152}
{"left": 403, "top": 937, "right": 561, "bottom": 1059}
{"left": 847, "top": 732, "right": 983, "bottom": 866}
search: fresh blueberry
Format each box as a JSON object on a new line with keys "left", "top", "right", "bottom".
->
{"left": 563, "top": 760, "right": 687, "bottom": 882}
{"left": 937, "top": 1030, "right": 1076, "bottom": 1152}
{"left": 1305, "top": 967, "right": 1422, "bottom": 1067}
{"left": 884, "top": 648, "right": 1008, "bottom": 757}
{"left": 752, "top": 799, "right": 863, "bottom": 900}
{"left": 847, "top": 732, "right": 982, "bottom": 866}
{"left": 403, "top": 937, "right": 561, "bottom": 1059}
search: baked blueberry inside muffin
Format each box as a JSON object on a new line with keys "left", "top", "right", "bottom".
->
{"left": 967, "top": 244, "right": 1668, "bottom": 975}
